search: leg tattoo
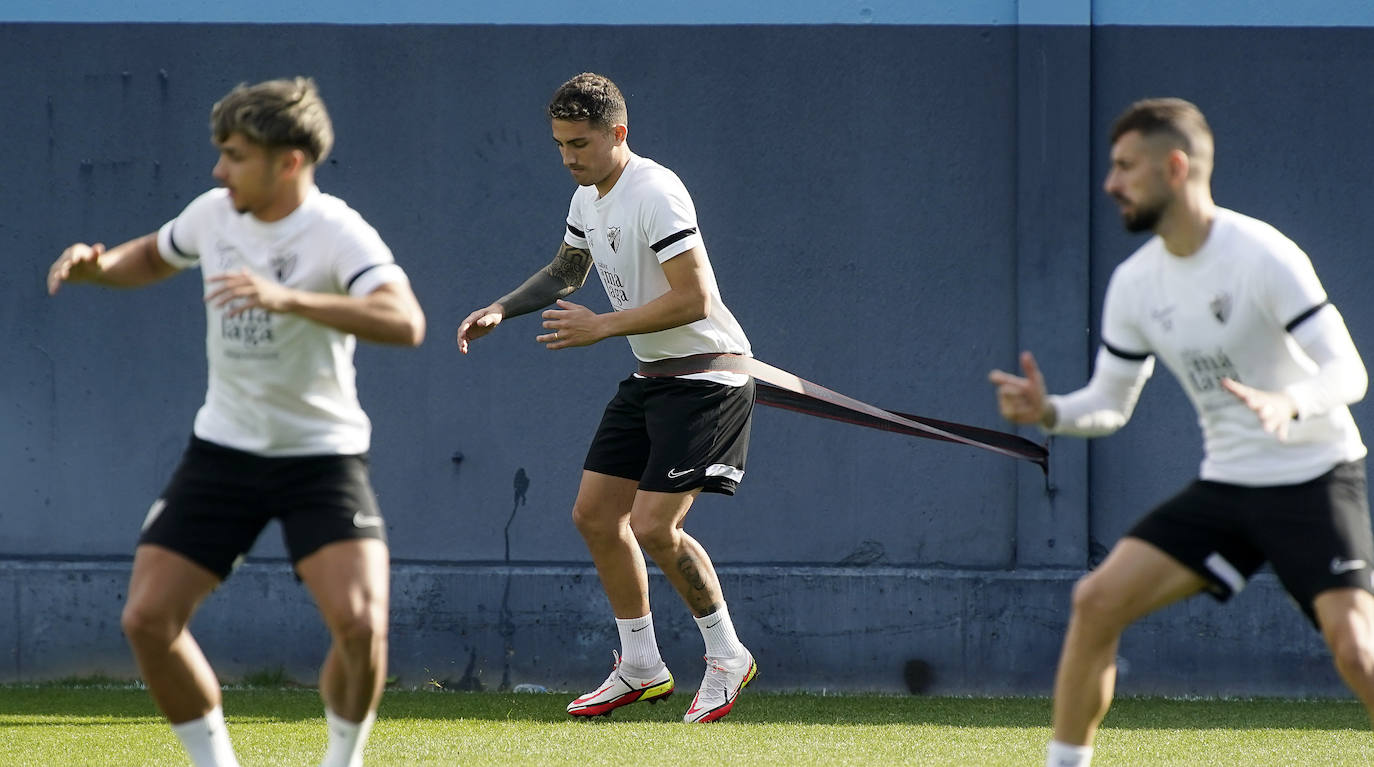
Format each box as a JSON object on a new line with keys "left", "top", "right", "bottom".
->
{"left": 676, "top": 554, "right": 720, "bottom": 616}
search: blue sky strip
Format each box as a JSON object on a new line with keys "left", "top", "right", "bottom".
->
{"left": 4, "top": 0, "right": 1372, "bottom": 27}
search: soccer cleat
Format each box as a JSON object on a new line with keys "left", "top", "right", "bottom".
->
{"left": 683, "top": 649, "right": 758, "bottom": 723}
{"left": 566, "top": 650, "right": 675, "bottom": 717}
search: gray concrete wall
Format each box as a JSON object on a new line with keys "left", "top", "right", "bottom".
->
{"left": 0, "top": 562, "right": 1341, "bottom": 696}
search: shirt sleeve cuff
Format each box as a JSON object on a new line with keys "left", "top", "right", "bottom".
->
{"left": 155, "top": 220, "right": 197, "bottom": 269}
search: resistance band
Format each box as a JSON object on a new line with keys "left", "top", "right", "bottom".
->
{"left": 637, "top": 353, "right": 1048, "bottom": 472}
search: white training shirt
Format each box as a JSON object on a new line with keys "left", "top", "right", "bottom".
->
{"left": 563, "top": 153, "right": 751, "bottom": 382}
{"left": 1050, "top": 207, "right": 1367, "bottom": 486}
{"left": 156, "top": 186, "right": 409, "bottom": 456}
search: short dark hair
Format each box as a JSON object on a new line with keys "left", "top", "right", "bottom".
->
{"left": 547, "top": 73, "right": 627, "bottom": 132}
{"left": 211, "top": 77, "right": 333, "bottom": 163}
{"left": 1110, "top": 97, "right": 1213, "bottom": 177}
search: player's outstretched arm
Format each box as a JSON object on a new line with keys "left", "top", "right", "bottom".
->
{"left": 47, "top": 233, "right": 176, "bottom": 295}
{"left": 205, "top": 274, "right": 426, "bottom": 346}
{"left": 456, "top": 242, "right": 593, "bottom": 353}
{"left": 989, "top": 351, "right": 1056, "bottom": 428}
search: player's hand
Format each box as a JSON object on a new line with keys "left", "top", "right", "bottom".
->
{"left": 457, "top": 304, "right": 504, "bottom": 354}
{"left": 48, "top": 242, "right": 106, "bottom": 295}
{"left": 205, "top": 268, "right": 296, "bottom": 317}
{"left": 989, "top": 351, "right": 1052, "bottom": 426}
{"left": 538, "top": 299, "right": 603, "bottom": 350}
{"left": 1221, "top": 377, "right": 1295, "bottom": 441}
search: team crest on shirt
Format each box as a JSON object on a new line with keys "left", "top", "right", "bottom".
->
{"left": 270, "top": 251, "right": 298, "bottom": 282}
{"left": 1209, "top": 291, "right": 1232, "bottom": 324}
{"left": 607, "top": 226, "right": 621, "bottom": 253}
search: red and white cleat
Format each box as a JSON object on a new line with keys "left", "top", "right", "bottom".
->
{"left": 566, "top": 651, "right": 675, "bottom": 717}
{"left": 683, "top": 649, "right": 757, "bottom": 723}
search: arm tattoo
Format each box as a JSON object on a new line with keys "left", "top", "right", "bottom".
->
{"left": 547, "top": 243, "right": 594, "bottom": 290}
{"left": 495, "top": 243, "right": 594, "bottom": 318}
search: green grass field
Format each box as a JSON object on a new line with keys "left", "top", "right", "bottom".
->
{"left": 1, "top": 683, "right": 1369, "bottom": 766}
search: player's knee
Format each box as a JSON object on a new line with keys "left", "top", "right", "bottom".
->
{"left": 329, "top": 606, "right": 387, "bottom": 651}
{"left": 570, "top": 502, "right": 618, "bottom": 539}
{"left": 627, "top": 515, "right": 674, "bottom": 554}
{"left": 119, "top": 601, "right": 181, "bottom": 648}
{"left": 569, "top": 503, "right": 594, "bottom": 533}
{"left": 1327, "top": 624, "right": 1374, "bottom": 681}
{"left": 1069, "top": 572, "right": 1128, "bottom": 627}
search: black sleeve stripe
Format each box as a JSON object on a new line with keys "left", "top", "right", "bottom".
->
{"left": 345, "top": 263, "right": 384, "bottom": 291}
{"left": 566, "top": 223, "right": 585, "bottom": 238}
{"left": 1284, "top": 300, "right": 1330, "bottom": 333}
{"left": 168, "top": 223, "right": 192, "bottom": 258}
{"left": 1102, "top": 340, "right": 1151, "bottom": 362}
{"left": 650, "top": 228, "right": 697, "bottom": 253}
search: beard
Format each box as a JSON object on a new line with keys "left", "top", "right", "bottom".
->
{"left": 1118, "top": 197, "right": 1165, "bottom": 233}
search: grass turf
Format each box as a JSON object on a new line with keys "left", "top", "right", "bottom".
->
{"left": 0, "top": 685, "right": 1369, "bottom": 766}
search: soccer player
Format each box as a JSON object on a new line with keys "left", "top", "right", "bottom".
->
{"left": 989, "top": 98, "right": 1374, "bottom": 767}
{"left": 46, "top": 78, "right": 425, "bottom": 767}
{"left": 456, "top": 72, "right": 758, "bottom": 722}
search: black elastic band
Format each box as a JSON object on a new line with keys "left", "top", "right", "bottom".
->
{"left": 567, "top": 223, "right": 585, "bottom": 239}
{"left": 637, "top": 353, "right": 1048, "bottom": 471}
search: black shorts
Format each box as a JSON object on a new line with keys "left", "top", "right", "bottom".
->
{"left": 1128, "top": 459, "right": 1374, "bottom": 624}
{"left": 139, "top": 436, "right": 387, "bottom": 580}
{"left": 583, "top": 375, "right": 754, "bottom": 495}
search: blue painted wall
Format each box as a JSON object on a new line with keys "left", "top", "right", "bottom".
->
{"left": 3, "top": 12, "right": 1372, "bottom": 696}
{"left": 3, "top": 23, "right": 1030, "bottom": 567}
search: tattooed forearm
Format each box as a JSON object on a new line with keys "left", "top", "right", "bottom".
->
{"left": 494, "top": 244, "right": 594, "bottom": 318}
{"left": 547, "top": 243, "right": 594, "bottom": 290}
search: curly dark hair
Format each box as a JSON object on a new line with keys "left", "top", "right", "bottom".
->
{"left": 211, "top": 77, "right": 333, "bottom": 163}
{"left": 547, "top": 73, "right": 627, "bottom": 132}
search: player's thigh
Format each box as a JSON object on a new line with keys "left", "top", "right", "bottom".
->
{"left": 296, "top": 538, "right": 390, "bottom": 634}
{"left": 140, "top": 436, "right": 275, "bottom": 581}
{"left": 1074, "top": 538, "right": 1209, "bottom": 624}
{"left": 640, "top": 377, "right": 753, "bottom": 495}
{"left": 276, "top": 454, "right": 387, "bottom": 566}
{"left": 582, "top": 377, "right": 652, "bottom": 484}
{"left": 1313, "top": 587, "right": 1374, "bottom": 652}
{"left": 1261, "top": 461, "right": 1374, "bottom": 621}
{"left": 1125, "top": 478, "right": 1264, "bottom": 605}
{"left": 124, "top": 544, "right": 222, "bottom": 629}
{"left": 273, "top": 454, "right": 390, "bottom": 627}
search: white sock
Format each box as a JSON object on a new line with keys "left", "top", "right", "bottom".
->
{"left": 695, "top": 602, "right": 746, "bottom": 660}
{"left": 170, "top": 706, "right": 240, "bottom": 767}
{"left": 320, "top": 708, "right": 376, "bottom": 767}
{"left": 616, "top": 613, "right": 663, "bottom": 670}
{"left": 1046, "top": 740, "right": 1093, "bottom": 767}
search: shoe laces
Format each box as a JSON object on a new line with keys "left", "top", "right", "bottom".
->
{"left": 698, "top": 656, "right": 733, "bottom": 698}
